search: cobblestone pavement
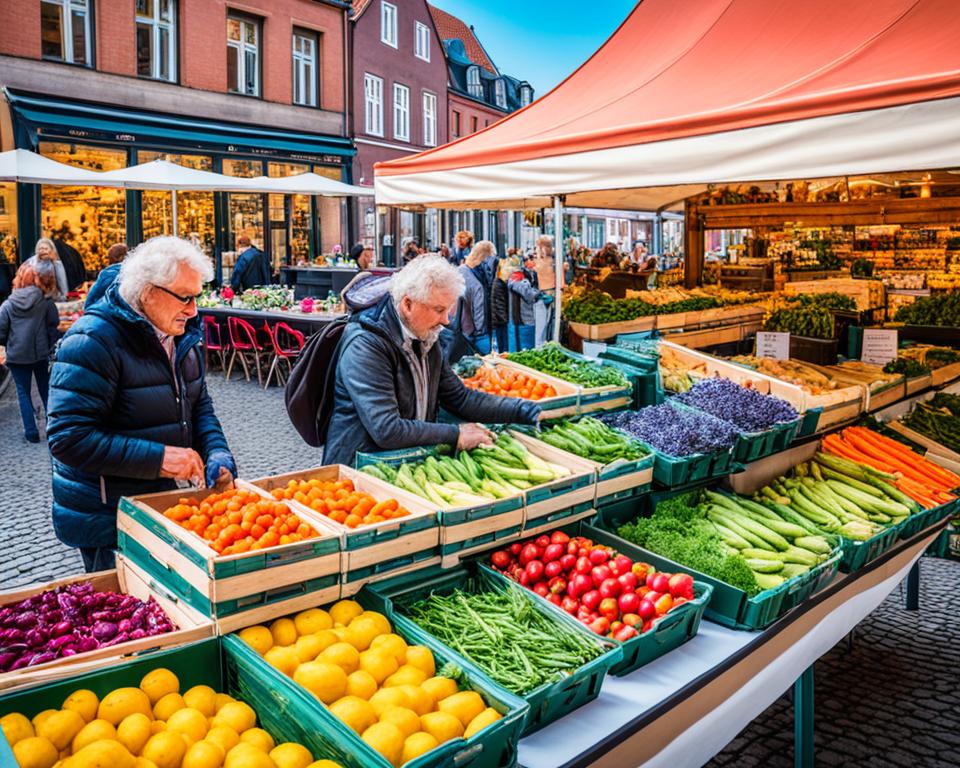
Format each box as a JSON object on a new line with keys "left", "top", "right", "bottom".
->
{"left": 2, "top": 369, "right": 958, "bottom": 767}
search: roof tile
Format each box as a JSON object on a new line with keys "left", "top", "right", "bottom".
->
{"left": 427, "top": 4, "right": 497, "bottom": 74}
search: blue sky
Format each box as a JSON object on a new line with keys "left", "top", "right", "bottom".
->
{"left": 429, "top": 0, "right": 637, "bottom": 96}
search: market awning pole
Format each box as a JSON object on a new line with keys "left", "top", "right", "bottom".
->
{"left": 552, "top": 195, "right": 564, "bottom": 342}
{"left": 172, "top": 190, "right": 179, "bottom": 235}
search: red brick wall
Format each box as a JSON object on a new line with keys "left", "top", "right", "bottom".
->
{"left": 0, "top": 0, "right": 40, "bottom": 59}
{"left": 449, "top": 93, "right": 504, "bottom": 140}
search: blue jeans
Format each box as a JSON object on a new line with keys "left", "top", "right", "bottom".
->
{"left": 493, "top": 325, "right": 509, "bottom": 354}
{"left": 508, "top": 323, "right": 536, "bottom": 352}
{"left": 7, "top": 361, "right": 50, "bottom": 440}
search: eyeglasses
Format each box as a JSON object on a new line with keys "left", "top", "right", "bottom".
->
{"left": 153, "top": 284, "right": 201, "bottom": 305}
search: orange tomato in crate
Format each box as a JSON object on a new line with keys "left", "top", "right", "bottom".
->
{"left": 461, "top": 365, "right": 557, "bottom": 400}
{"left": 162, "top": 488, "right": 317, "bottom": 554}
{"left": 272, "top": 477, "right": 410, "bottom": 528}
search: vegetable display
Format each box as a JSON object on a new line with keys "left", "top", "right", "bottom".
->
{"left": 563, "top": 291, "right": 722, "bottom": 325}
{"left": 763, "top": 303, "right": 834, "bottom": 339}
{"left": 403, "top": 580, "right": 605, "bottom": 695}
{"left": 0, "top": 583, "right": 175, "bottom": 673}
{"left": 674, "top": 378, "right": 798, "bottom": 432}
{"left": 658, "top": 346, "right": 694, "bottom": 393}
{"left": 162, "top": 488, "right": 319, "bottom": 555}
{"left": 601, "top": 402, "right": 738, "bottom": 457}
{"left": 883, "top": 357, "right": 931, "bottom": 377}
{"left": 729, "top": 356, "right": 843, "bottom": 394}
{"left": 488, "top": 530, "right": 695, "bottom": 640}
{"left": 901, "top": 393, "right": 960, "bottom": 455}
{"left": 360, "top": 432, "right": 571, "bottom": 507}
{"left": 269, "top": 477, "right": 410, "bottom": 529}
{"left": 237, "top": 599, "right": 502, "bottom": 763}
{"left": 898, "top": 346, "right": 960, "bottom": 369}
{"left": 459, "top": 365, "right": 559, "bottom": 400}
{"left": 0, "top": 665, "right": 344, "bottom": 768}
{"left": 536, "top": 417, "right": 649, "bottom": 463}
{"left": 503, "top": 343, "right": 629, "bottom": 388}
{"left": 894, "top": 292, "right": 960, "bottom": 327}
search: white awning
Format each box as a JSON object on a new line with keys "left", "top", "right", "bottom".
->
{"left": 0, "top": 148, "right": 118, "bottom": 186}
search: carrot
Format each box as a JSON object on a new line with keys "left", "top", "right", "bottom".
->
{"left": 847, "top": 428, "right": 958, "bottom": 488}
{"left": 894, "top": 477, "right": 938, "bottom": 508}
{"left": 841, "top": 431, "right": 926, "bottom": 478}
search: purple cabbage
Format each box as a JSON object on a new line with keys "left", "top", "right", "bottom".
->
{"left": 674, "top": 378, "right": 798, "bottom": 432}
{"left": 601, "top": 401, "right": 739, "bottom": 457}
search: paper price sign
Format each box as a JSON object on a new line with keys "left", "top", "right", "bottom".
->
{"left": 861, "top": 329, "right": 898, "bottom": 366}
{"left": 756, "top": 331, "right": 790, "bottom": 360}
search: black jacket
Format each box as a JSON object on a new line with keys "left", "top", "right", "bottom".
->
{"left": 0, "top": 287, "right": 59, "bottom": 365}
{"left": 490, "top": 277, "right": 509, "bottom": 327}
{"left": 54, "top": 240, "right": 87, "bottom": 292}
{"left": 231, "top": 246, "right": 271, "bottom": 291}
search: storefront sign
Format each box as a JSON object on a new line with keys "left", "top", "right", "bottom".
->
{"left": 861, "top": 329, "right": 898, "bottom": 366}
{"left": 756, "top": 331, "right": 790, "bottom": 359}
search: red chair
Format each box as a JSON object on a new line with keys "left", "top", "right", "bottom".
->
{"left": 202, "top": 316, "right": 229, "bottom": 373}
{"left": 225, "top": 316, "right": 268, "bottom": 384}
{"left": 264, "top": 321, "right": 305, "bottom": 388}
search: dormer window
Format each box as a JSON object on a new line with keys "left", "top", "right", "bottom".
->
{"left": 466, "top": 65, "right": 482, "bottom": 99}
{"left": 494, "top": 78, "right": 507, "bottom": 109}
{"left": 520, "top": 83, "right": 533, "bottom": 107}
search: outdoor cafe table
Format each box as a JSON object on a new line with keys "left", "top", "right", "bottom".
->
{"left": 198, "top": 305, "right": 345, "bottom": 337}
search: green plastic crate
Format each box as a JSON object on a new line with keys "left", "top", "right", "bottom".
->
{"left": 797, "top": 407, "right": 823, "bottom": 437}
{"left": 733, "top": 429, "right": 778, "bottom": 464}
{"left": 838, "top": 527, "right": 899, "bottom": 573}
{"left": 770, "top": 417, "right": 803, "bottom": 452}
{"left": 365, "top": 562, "right": 623, "bottom": 735}
{"left": 895, "top": 499, "right": 958, "bottom": 541}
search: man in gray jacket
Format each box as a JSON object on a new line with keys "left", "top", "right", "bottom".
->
{"left": 324, "top": 255, "right": 539, "bottom": 466}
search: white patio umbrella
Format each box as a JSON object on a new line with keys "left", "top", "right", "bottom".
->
{"left": 248, "top": 171, "right": 370, "bottom": 197}
{"left": 0, "top": 148, "right": 120, "bottom": 186}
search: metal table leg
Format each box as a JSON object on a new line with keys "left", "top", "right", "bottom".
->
{"left": 794, "top": 666, "right": 814, "bottom": 768}
{"left": 905, "top": 561, "right": 920, "bottom": 611}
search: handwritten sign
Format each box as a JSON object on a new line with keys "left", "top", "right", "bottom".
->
{"left": 756, "top": 332, "right": 790, "bottom": 360}
{"left": 861, "top": 329, "right": 898, "bottom": 366}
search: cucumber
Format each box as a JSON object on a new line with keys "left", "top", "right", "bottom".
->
{"left": 746, "top": 558, "right": 784, "bottom": 574}
{"left": 754, "top": 572, "right": 786, "bottom": 591}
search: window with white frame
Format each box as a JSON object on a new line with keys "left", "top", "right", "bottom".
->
{"left": 466, "top": 66, "right": 482, "bottom": 99}
{"left": 364, "top": 73, "right": 384, "bottom": 136}
{"left": 136, "top": 0, "right": 177, "bottom": 82}
{"left": 519, "top": 83, "right": 533, "bottom": 107}
{"left": 227, "top": 14, "right": 260, "bottom": 96}
{"left": 414, "top": 21, "right": 430, "bottom": 61}
{"left": 494, "top": 78, "right": 507, "bottom": 109}
{"left": 393, "top": 83, "right": 410, "bottom": 142}
{"left": 41, "top": 0, "right": 93, "bottom": 66}
{"left": 422, "top": 91, "right": 437, "bottom": 147}
{"left": 381, "top": 1, "right": 397, "bottom": 48}
{"left": 292, "top": 30, "right": 318, "bottom": 107}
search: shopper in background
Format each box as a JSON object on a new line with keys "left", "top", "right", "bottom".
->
{"left": 456, "top": 244, "right": 493, "bottom": 355}
{"left": 490, "top": 255, "right": 517, "bottom": 353}
{"left": 34, "top": 238, "right": 69, "bottom": 300}
{"left": 439, "top": 244, "right": 452, "bottom": 263}
{"left": 509, "top": 252, "right": 551, "bottom": 351}
{"left": 348, "top": 242, "right": 374, "bottom": 271}
{"left": 47, "top": 236, "right": 237, "bottom": 572}
{"left": 230, "top": 235, "right": 271, "bottom": 292}
{"left": 533, "top": 235, "right": 564, "bottom": 345}
{"left": 54, "top": 238, "right": 87, "bottom": 294}
{"left": 0, "top": 259, "right": 60, "bottom": 443}
{"left": 401, "top": 239, "right": 421, "bottom": 265}
{"left": 451, "top": 230, "right": 474, "bottom": 265}
{"left": 84, "top": 242, "right": 128, "bottom": 309}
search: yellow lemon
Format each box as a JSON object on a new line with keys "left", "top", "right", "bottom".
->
{"left": 400, "top": 732, "right": 439, "bottom": 763}
{"left": 398, "top": 685, "right": 435, "bottom": 718}
{"left": 404, "top": 647, "right": 436, "bottom": 678}
{"left": 328, "top": 600, "right": 363, "bottom": 627}
{"left": 236, "top": 626, "right": 273, "bottom": 656}
{"left": 269, "top": 618, "right": 298, "bottom": 647}
{"left": 420, "top": 676, "right": 458, "bottom": 704}
{"left": 369, "top": 634, "right": 408, "bottom": 665}
{"left": 437, "top": 691, "right": 485, "bottom": 729}
{"left": 319, "top": 642, "right": 360, "bottom": 675}
{"left": 135, "top": 757, "right": 161, "bottom": 768}
{"left": 264, "top": 646, "right": 300, "bottom": 676}
{"left": 463, "top": 708, "right": 502, "bottom": 739}
{"left": 293, "top": 635, "right": 328, "bottom": 664}
{"left": 31, "top": 711, "right": 57, "bottom": 732}
{"left": 152, "top": 693, "right": 186, "bottom": 722}
{"left": 328, "top": 696, "right": 377, "bottom": 735}
{"left": 214, "top": 694, "right": 236, "bottom": 713}
{"left": 269, "top": 742, "right": 314, "bottom": 768}
{"left": 141, "top": 731, "right": 186, "bottom": 768}
{"left": 183, "top": 686, "right": 218, "bottom": 718}
{"left": 204, "top": 725, "right": 240, "bottom": 755}
{"left": 358, "top": 649, "right": 398, "bottom": 685}
{"left": 11, "top": 736, "right": 58, "bottom": 768}
{"left": 116, "top": 713, "right": 152, "bottom": 755}
{"left": 181, "top": 739, "right": 224, "bottom": 768}
{"left": 211, "top": 702, "right": 256, "bottom": 735}
{"left": 310, "top": 630, "right": 339, "bottom": 656}
{"left": 140, "top": 669, "right": 180, "bottom": 705}
{"left": 166, "top": 708, "right": 209, "bottom": 743}
{"left": 71, "top": 719, "right": 116, "bottom": 753}
{"left": 377, "top": 707, "right": 420, "bottom": 739}
{"left": 345, "top": 670, "right": 378, "bottom": 701}
{"left": 293, "top": 608, "right": 333, "bottom": 636}
{"left": 224, "top": 743, "right": 274, "bottom": 768}
{"left": 293, "top": 662, "right": 346, "bottom": 704}
{"left": 239, "top": 727, "right": 274, "bottom": 752}
{"left": 343, "top": 617, "right": 381, "bottom": 652}
{"left": 180, "top": 732, "right": 198, "bottom": 750}
{"left": 383, "top": 665, "right": 427, "bottom": 689}
{"left": 360, "top": 722, "right": 404, "bottom": 767}
{"left": 330, "top": 627, "right": 347, "bottom": 642}
{"left": 305, "top": 762, "right": 345, "bottom": 768}
{"left": 357, "top": 611, "right": 391, "bottom": 637}
{"left": 368, "top": 688, "right": 411, "bottom": 718}
{"left": 419, "top": 712, "right": 463, "bottom": 744}
{"left": 1, "top": 712, "right": 35, "bottom": 747}
{"left": 62, "top": 689, "right": 100, "bottom": 723}
{"left": 150, "top": 720, "right": 167, "bottom": 735}
{"left": 69, "top": 738, "right": 136, "bottom": 768}
{"left": 97, "top": 688, "right": 153, "bottom": 727}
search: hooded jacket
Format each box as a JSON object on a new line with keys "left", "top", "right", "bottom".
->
{"left": 0, "top": 286, "right": 60, "bottom": 365}
{"left": 456, "top": 264, "right": 487, "bottom": 337}
{"left": 46, "top": 283, "right": 232, "bottom": 548}
{"left": 323, "top": 295, "right": 539, "bottom": 466}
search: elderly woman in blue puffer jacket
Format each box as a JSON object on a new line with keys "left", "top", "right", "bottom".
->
{"left": 46, "top": 236, "right": 237, "bottom": 572}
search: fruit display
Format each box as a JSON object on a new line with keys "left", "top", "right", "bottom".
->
{"left": 729, "top": 357, "right": 843, "bottom": 394}
{"left": 562, "top": 287, "right": 758, "bottom": 325}
{"left": 236, "top": 600, "right": 503, "bottom": 765}
{"left": 268, "top": 478, "right": 410, "bottom": 529}
{"left": 360, "top": 432, "right": 571, "bottom": 507}
{"left": 600, "top": 402, "right": 738, "bottom": 458}
{"left": 894, "top": 292, "right": 960, "bottom": 326}
{"left": 658, "top": 345, "right": 696, "bottom": 393}
{"left": 0, "top": 666, "right": 341, "bottom": 768}
{"left": 162, "top": 489, "right": 320, "bottom": 555}
{"left": 902, "top": 393, "right": 960, "bottom": 455}
{"left": 826, "top": 361, "right": 903, "bottom": 390}
{"left": 503, "top": 343, "right": 629, "bottom": 388}
{"left": 0, "top": 583, "right": 174, "bottom": 673}
{"left": 674, "top": 378, "right": 799, "bottom": 433}
{"left": 898, "top": 346, "right": 960, "bottom": 369}
{"left": 536, "top": 417, "right": 649, "bottom": 463}
{"left": 458, "top": 364, "right": 559, "bottom": 400}
{"left": 487, "top": 530, "right": 695, "bottom": 640}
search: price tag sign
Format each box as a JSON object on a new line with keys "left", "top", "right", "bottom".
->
{"left": 756, "top": 331, "right": 790, "bottom": 360}
{"left": 861, "top": 329, "right": 898, "bottom": 366}
{"left": 581, "top": 341, "right": 608, "bottom": 359}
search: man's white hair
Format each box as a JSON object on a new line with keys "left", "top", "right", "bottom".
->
{"left": 390, "top": 254, "right": 464, "bottom": 306}
{"left": 119, "top": 236, "right": 213, "bottom": 307}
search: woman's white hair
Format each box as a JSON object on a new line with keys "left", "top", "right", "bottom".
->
{"left": 467, "top": 240, "right": 495, "bottom": 267}
{"left": 119, "top": 236, "right": 213, "bottom": 307}
{"left": 34, "top": 238, "right": 58, "bottom": 258}
{"left": 391, "top": 254, "right": 464, "bottom": 306}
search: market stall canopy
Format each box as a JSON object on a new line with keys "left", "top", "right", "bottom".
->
{"left": 248, "top": 172, "right": 370, "bottom": 197}
{"left": 0, "top": 148, "right": 118, "bottom": 186}
{"left": 95, "top": 159, "right": 264, "bottom": 192}
{"left": 374, "top": 0, "right": 960, "bottom": 211}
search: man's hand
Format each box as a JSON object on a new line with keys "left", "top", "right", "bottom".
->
{"left": 160, "top": 446, "right": 206, "bottom": 486}
{"left": 205, "top": 449, "right": 238, "bottom": 490}
{"left": 457, "top": 423, "right": 495, "bottom": 451}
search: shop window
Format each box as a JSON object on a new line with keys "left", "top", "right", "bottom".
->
{"left": 292, "top": 29, "right": 319, "bottom": 107}
{"left": 422, "top": 91, "right": 437, "bottom": 147}
{"left": 313, "top": 165, "right": 345, "bottom": 255}
{"left": 222, "top": 158, "right": 265, "bottom": 286}
{"left": 393, "top": 83, "right": 410, "bottom": 142}
{"left": 470, "top": 116, "right": 478, "bottom": 134}
{"left": 227, "top": 14, "right": 260, "bottom": 97}
{"left": 41, "top": 0, "right": 93, "bottom": 67}
{"left": 364, "top": 73, "right": 384, "bottom": 137}
{"left": 494, "top": 78, "right": 507, "bottom": 110}
{"left": 381, "top": 1, "right": 397, "bottom": 48}
{"left": 136, "top": 0, "right": 177, "bottom": 82}
{"left": 38, "top": 142, "right": 126, "bottom": 273}
{"left": 466, "top": 66, "right": 482, "bottom": 99}
{"left": 414, "top": 21, "right": 430, "bottom": 61}
{"left": 452, "top": 110, "right": 461, "bottom": 139}
{"left": 0, "top": 184, "right": 17, "bottom": 264}
{"left": 268, "top": 161, "right": 311, "bottom": 270}
{"left": 138, "top": 152, "right": 214, "bottom": 256}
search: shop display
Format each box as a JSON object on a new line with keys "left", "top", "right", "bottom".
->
{"left": 729, "top": 357, "right": 843, "bottom": 394}
{"left": 457, "top": 363, "right": 559, "bottom": 400}
{"left": 674, "top": 378, "right": 798, "bottom": 433}
{"left": 893, "top": 292, "right": 960, "bottom": 326}
{"left": 536, "top": 418, "right": 649, "bottom": 463}
{"left": 658, "top": 346, "right": 695, "bottom": 393}
{"left": 503, "top": 343, "right": 629, "bottom": 388}
{"left": 762, "top": 293, "right": 854, "bottom": 340}
{"left": 897, "top": 346, "right": 960, "bottom": 369}
{"left": 883, "top": 358, "right": 931, "bottom": 377}
{"left": 269, "top": 477, "right": 411, "bottom": 529}
{"left": 901, "top": 393, "right": 960, "bottom": 454}
{"left": 601, "top": 402, "right": 739, "bottom": 458}
{"left": 561, "top": 287, "right": 754, "bottom": 325}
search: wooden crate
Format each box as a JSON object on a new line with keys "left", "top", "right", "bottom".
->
{"left": 240, "top": 466, "right": 439, "bottom": 592}
{"left": 887, "top": 421, "right": 960, "bottom": 464}
{"left": 905, "top": 373, "right": 933, "bottom": 395}
{"left": 931, "top": 361, "right": 960, "bottom": 387}
{"left": 783, "top": 278, "right": 885, "bottom": 311}
{"left": 117, "top": 486, "right": 341, "bottom": 630}
{"left": 567, "top": 315, "right": 656, "bottom": 341}
{"left": 0, "top": 557, "right": 212, "bottom": 692}
{"left": 865, "top": 381, "right": 907, "bottom": 412}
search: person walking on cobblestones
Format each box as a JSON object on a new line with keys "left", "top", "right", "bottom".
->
{"left": 46, "top": 236, "right": 237, "bottom": 572}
